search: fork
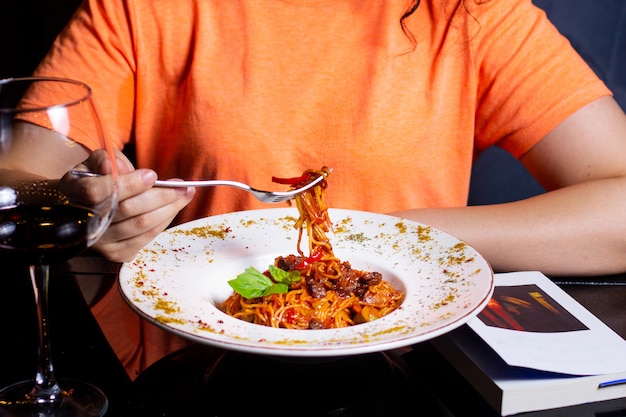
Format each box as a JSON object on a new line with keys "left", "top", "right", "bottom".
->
{"left": 70, "top": 170, "right": 326, "bottom": 204}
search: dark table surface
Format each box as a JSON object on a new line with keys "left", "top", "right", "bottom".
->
{"left": 1, "top": 257, "right": 625, "bottom": 417}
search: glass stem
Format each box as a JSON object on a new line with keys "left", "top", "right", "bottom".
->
{"left": 29, "top": 263, "right": 62, "bottom": 402}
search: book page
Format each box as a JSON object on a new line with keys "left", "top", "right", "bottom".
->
{"left": 467, "top": 271, "right": 626, "bottom": 375}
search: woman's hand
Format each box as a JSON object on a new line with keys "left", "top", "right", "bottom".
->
{"left": 89, "top": 153, "right": 196, "bottom": 262}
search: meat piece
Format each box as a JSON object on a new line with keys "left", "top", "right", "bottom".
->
{"left": 275, "top": 254, "right": 301, "bottom": 271}
{"left": 360, "top": 271, "right": 382, "bottom": 286}
{"left": 330, "top": 262, "right": 382, "bottom": 298}
{"left": 308, "top": 318, "right": 328, "bottom": 329}
{"left": 306, "top": 275, "right": 328, "bottom": 298}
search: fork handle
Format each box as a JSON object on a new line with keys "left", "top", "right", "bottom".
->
{"left": 154, "top": 179, "right": 249, "bottom": 188}
{"left": 70, "top": 171, "right": 250, "bottom": 189}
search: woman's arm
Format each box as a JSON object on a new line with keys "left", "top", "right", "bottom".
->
{"left": 392, "top": 96, "right": 626, "bottom": 276}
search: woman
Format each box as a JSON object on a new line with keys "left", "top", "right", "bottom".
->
{"left": 18, "top": 0, "right": 626, "bottom": 376}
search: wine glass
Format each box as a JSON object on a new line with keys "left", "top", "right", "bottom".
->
{"left": 0, "top": 77, "right": 118, "bottom": 416}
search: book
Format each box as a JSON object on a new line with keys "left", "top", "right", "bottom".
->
{"left": 433, "top": 271, "right": 626, "bottom": 416}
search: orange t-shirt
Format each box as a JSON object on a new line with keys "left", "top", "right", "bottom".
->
{"left": 37, "top": 0, "right": 610, "bottom": 222}
{"left": 34, "top": 0, "right": 610, "bottom": 377}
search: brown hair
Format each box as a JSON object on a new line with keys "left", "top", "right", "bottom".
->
{"left": 400, "top": 0, "right": 486, "bottom": 46}
{"left": 400, "top": 0, "right": 421, "bottom": 45}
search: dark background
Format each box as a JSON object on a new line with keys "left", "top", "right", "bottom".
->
{"left": 1, "top": 0, "right": 625, "bottom": 205}
{"left": 0, "top": 0, "right": 83, "bottom": 79}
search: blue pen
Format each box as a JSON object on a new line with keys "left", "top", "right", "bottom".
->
{"left": 599, "top": 378, "right": 626, "bottom": 388}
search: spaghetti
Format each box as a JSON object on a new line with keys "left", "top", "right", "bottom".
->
{"left": 220, "top": 167, "right": 404, "bottom": 329}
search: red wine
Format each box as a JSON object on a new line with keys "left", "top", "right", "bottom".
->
{"left": 0, "top": 204, "right": 98, "bottom": 265}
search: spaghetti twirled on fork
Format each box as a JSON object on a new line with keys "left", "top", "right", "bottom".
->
{"left": 220, "top": 167, "right": 404, "bottom": 329}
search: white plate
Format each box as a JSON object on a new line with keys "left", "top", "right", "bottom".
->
{"left": 119, "top": 208, "right": 494, "bottom": 357}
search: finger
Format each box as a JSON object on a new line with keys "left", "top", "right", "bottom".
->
{"left": 93, "top": 204, "right": 192, "bottom": 262}
{"left": 114, "top": 149, "right": 135, "bottom": 174}
{"left": 93, "top": 186, "right": 195, "bottom": 261}
{"left": 114, "top": 181, "right": 193, "bottom": 222}
{"left": 79, "top": 149, "right": 115, "bottom": 174}
{"left": 115, "top": 169, "right": 158, "bottom": 202}
{"left": 93, "top": 217, "right": 174, "bottom": 262}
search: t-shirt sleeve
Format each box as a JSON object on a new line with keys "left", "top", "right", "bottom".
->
{"left": 471, "top": 0, "right": 612, "bottom": 158}
{"left": 33, "top": 0, "right": 137, "bottom": 151}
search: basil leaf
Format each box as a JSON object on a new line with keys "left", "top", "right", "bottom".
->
{"left": 262, "top": 283, "right": 288, "bottom": 296}
{"left": 227, "top": 267, "right": 274, "bottom": 299}
{"left": 268, "top": 264, "right": 301, "bottom": 285}
{"left": 228, "top": 265, "right": 302, "bottom": 299}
